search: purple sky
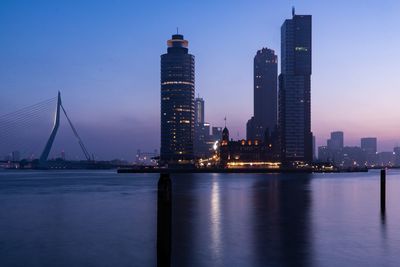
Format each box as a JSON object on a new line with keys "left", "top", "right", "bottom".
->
{"left": 1, "top": 0, "right": 400, "bottom": 160}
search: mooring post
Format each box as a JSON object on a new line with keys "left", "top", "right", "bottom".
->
{"left": 157, "top": 173, "right": 172, "bottom": 267}
{"left": 381, "top": 169, "right": 386, "bottom": 213}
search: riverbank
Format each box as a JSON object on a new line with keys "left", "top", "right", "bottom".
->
{"left": 117, "top": 167, "right": 368, "bottom": 174}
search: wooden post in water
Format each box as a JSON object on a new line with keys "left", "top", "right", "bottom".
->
{"left": 380, "top": 169, "right": 386, "bottom": 213}
{"left": 157, "top": 173, "right": 172, "bottom": 267}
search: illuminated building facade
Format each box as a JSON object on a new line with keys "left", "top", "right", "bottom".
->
{"left": 160, "top": 34, "right": 195, "bottom": 163}
{"left": 219, "top": 127, "right": 279, "bottom": 168}
{"left": 247, "top": 48, "right": 278, "bottom": 141}
{"left": 279, "top": 9, "right": 313, "bottom": 163}
{"left": 194, "top": 97, "right": 204, "bottom": 125}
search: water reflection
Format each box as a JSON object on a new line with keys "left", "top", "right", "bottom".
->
{"left": 157, "top": 173, "right": 172, "bottom": 267}
{"left": 170, "top": 174, "right": 199, "bottom": 266}
{"left": 380, "top": 200, "right": 387, "bottom": 241}
{"left": 210, "top": 177, "right": 222, "bottom": 259}
{"left": 3, "top": 171, "right": 400, "bottom": 266}
{"left": 158, "top": 173, "right": 313, "bottom": 266}
{"left": 252, "top": 174, "right": 312, "bottom": 267}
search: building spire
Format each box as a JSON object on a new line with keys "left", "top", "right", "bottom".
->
{"left": 176, "top": 27, "right": 179, "bottom": 34}
{"left": 292, "top": 6, "right": 295, "bottom": 17}
{"left": 224, "top": 116, "right": 227, "bottom": 128}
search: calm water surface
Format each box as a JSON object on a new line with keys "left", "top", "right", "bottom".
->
{"left": 1, "top": 170, "right": 400, "bottom": 267}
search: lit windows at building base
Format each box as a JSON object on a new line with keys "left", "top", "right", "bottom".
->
{"left": 219, "top": 127, "right": 280, "bottom": 168}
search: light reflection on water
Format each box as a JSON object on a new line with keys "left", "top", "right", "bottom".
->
{"left": 1, "top": 170, "right": 400, "bottom": 267}
{"left": 210, "top": 177, "right": 221, "bottom": 260}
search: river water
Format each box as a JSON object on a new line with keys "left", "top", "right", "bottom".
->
{"left": 0, "top": 170, "right": 399, "bottom": 267}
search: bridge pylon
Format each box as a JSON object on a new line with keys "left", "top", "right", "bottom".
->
{"left": 39, "top": 92, "right": 91, "bottom": 164}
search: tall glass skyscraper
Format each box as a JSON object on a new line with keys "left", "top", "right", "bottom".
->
{"left": 160, "top": 34, "right": 195, "bottom": 163}
{"left": 279, "top": 9, "right": 312, "bottom": 163}
{"left": 247, "top": 48, "right": 278, "bottom": 141}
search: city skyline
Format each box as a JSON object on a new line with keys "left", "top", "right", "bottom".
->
{"left": 1, "top": 1, "right": 400, "bottom": 159}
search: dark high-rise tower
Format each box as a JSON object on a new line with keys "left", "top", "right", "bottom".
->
{"left": 247, "top": 48, "right": 278, "bottom": 141}
{"left": 160, "top": 34, "right": 195, "bottom": 163}
{"left": 279, "top": 9, "right": 312, "bottom": 163}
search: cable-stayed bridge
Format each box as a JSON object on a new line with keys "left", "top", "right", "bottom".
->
{"left": 0, "top": 92, "right": 128, "bottom": 169}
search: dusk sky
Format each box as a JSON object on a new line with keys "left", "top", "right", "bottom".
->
{"left": 1, "top": 0, "right": 400, "bottom": 160}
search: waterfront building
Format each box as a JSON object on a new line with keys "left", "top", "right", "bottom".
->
{"left": 160, "top": 34, "right": 195, "bottom": 164}
{"left": 279, "top": 9, "right": 313, "bottom": 163}
{"left": 247, "top": 48, "right": 278, "bottom": 141}
{"left": 220, "top": 126, "right": 279, "bottom": 168}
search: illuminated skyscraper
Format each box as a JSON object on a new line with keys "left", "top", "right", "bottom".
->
{"left": 160, "top": 34, "right": 195, "bottom": 163}
{"left": 279, "top": 9, "right": 313, "bottom": 163}
{"left": 194, "top": 97, "right": 204, "bottom": 125}
{"left": 247, "top": 48, "right": 278, "bottom": 141}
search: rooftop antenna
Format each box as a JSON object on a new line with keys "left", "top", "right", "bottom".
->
{"left": 292, "top": 6, "right": 295, "bottom": 17}
{"left": 176, "top": 27, "right": 179, "bottom": 34}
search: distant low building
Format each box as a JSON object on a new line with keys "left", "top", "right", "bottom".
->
{"left": 342, "top": 146, "right": 365, "bottom": 167}
{"left": 394, "top": 147, "right": 400, "bottom": 166}
{"left": 377, "top": 152, "right": 394, "bottom": 167}
{"left": 136, "top": 149, "right": 158, "bottom": 166}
